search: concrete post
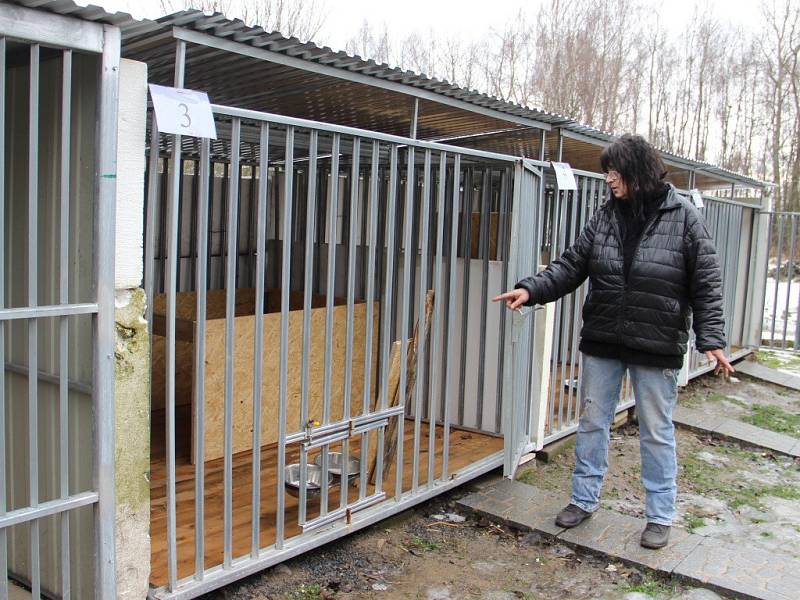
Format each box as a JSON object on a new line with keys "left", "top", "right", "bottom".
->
{"left": 113, "top": 58, "right": 151, "bottom": 600}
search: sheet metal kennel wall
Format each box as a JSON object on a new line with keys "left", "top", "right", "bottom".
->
{"left": 685, "top": 194, "right": 755, "bottom": 373}
{"left": 144, "top": 102, "right": 545, "bottom": 598}
{"left": 0, "top": 4, "right": 119, "bottom": 599}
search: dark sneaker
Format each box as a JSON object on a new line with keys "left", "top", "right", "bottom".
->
{"left": 555, "top": 503, "right": 592, "bottom": 528}
{"left": 640, "top": 523, "right": 670, "bottom": 549}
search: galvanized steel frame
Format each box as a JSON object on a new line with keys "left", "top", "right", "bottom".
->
{"left": 685, "top": 193, "right": 755, "bottom": 373}
{"left": 151, "top": 453, "right": 501, "bottom": 599}
{"left": 759, "top": 211, "right": 800, "bottom": 352}
{"left": 145, "top": 102, "right": 536, "bottom": 599}
{"left": 538, "top": 177, "right": 755, "bottom": 444}
{"left": 539, "top": 167, "right": 631, "bottom": 445}
{"left": 0, "top": 4, "right": 120, "bottom": 599}
{"left": 502, "top": 160, "right": 544, "bottom": 477}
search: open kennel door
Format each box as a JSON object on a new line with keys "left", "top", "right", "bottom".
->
{"left": 502, "top": 160, "right": 543, "bottom": 479}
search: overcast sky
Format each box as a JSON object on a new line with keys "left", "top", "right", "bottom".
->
{"left": 89, "top": 0, "right": 763, "bottom": 54}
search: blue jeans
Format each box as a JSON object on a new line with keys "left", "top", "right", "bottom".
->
{"left": 570, "top": 353, "right": 680, "bottom": 525}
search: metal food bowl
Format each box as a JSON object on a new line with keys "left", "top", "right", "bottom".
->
{"left": 312, "top": 452, "right": 360, "bottom": 481}
{"left": 284, "top": 464, "right": 333, "bottom": 498}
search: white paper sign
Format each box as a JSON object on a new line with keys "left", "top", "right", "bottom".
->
{"left": 551, "top": 161, "right": 578, "bottom": 191}
{"left": 690, "top": 189, "right": 704, "bottom": 208}
{"left": 149, "top": 84, "right": 217, "bottom": 139}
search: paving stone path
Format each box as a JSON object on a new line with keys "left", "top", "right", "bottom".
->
{"left": 672, "top": 405, "right": 800, "bottom": 458}
{"left": 734, "top": 360, "right": 800, "bottom": 392}
{"left": 457, "top": 477, "right": 800, "bottom": 600}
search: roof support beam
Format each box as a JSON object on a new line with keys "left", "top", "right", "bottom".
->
{"left": 560, "top": 127, "right": 699, "bottom": 173}
{"left": 171, "top": 26, "right": 552, "bottom": 132}
{"left": 560, "top": 128, "right": 766, "bottom": 188}
{"left": 409, "top": 98, "right": 419, "bottom": 139}
{"left": 0, "top": 2, "right": 103, "bottom": 52}
{"left": 540, "top": 129, "right": 547, "bottom": 161}
{"left": 559, "top": 127, "right": 610, "bottom": 149}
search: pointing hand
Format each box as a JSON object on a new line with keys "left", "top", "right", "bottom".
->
{"left": 492, "top": 288, "right": 530, "bottom": 311}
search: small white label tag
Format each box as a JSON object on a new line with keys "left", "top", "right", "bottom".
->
{"left": 551, "top": 161, "right": 578, "bottom": 191}
{"left": 690, "top": 189, "right": 704, "bottom": 208}
{"left": 149, "top": 84, "right": 217, "bottom": 139}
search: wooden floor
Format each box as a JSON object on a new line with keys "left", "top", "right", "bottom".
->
{"left": 149, "top": 409, "right": 503, "bottom": 587}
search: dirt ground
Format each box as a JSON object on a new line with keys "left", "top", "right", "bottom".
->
{"left": 202, "top": 367, "right": 798, "bottom": 600}
{"left": 201, "top": 490, "right": 707, "bottom": 600}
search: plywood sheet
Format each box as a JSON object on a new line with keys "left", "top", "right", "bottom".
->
{"left": 150, "top": 288, "right": 358, "bottom": 420}
{"left": 197, "top": 301, "right": 379, "bottom": 462}
{"left": 153, "top": 288, "right": 318, "bottom": 322}
{"left": 151, "top": 334, "right": 195, "bottom": 410}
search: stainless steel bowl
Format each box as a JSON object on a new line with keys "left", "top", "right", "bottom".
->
{"left": 284, "top": 463, "right": 333, "bottom": 498}
{"left": 312, "top": 452, "right": 361, "bottom": 480}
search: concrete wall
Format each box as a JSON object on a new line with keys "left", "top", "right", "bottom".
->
{"left": 113, "top": 58, "right": 150, "bottom": 600}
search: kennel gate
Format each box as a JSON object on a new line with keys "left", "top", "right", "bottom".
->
{"left": 144, "top": 101, "right": 548, "bottom": 598}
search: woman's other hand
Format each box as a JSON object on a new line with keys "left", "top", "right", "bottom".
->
{"left": 705, "top": 349, "right": 735, "bottom": 377}
{"left": 492, "top": 288, "right": 530, "bottom": 311}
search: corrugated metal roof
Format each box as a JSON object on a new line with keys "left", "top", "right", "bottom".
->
{"left": 7, "top": 0, "right": 161, "bottom": 37}
{"left": 6, "top": 0, "right": 769, "bottom": 189}
{"left": 128, "top": 9, "right": 567, "bottom": 131}
{"left": 562, "top": 122, "right": 767, "bottom": 190}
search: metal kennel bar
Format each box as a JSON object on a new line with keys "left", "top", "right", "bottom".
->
{"left": 503, "top": 160, "right": 544, "bottom": 477}
{"left": 0, "top": 5, "right": 120, "bottom": 598}
{"left": 760, "top": 211, "right": 800, "bottom": 352}
{"left": 538, "top": 180, "right": 757, "bottom": 444}
{"left": 541, "top": 170, "right": 617, "bottom": 444}
{"left": 145, "top": 102, "right": 548, "bottom": 599}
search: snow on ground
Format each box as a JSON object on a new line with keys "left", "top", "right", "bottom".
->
{"left": 761, "top": 277, "right": 800, "bottom": 347}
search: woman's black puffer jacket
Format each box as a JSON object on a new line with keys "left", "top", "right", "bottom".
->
{"left": 515, "top": 185, "right": 726, "bottom": 356}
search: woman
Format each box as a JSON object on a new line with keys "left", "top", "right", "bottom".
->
{"left": 494, "top": 134, "right": 734, "bottom": 549}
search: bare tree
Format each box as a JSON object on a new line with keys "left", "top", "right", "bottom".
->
{"left": 159, "top": 0, "right": 328, "bottom": 41}
{"left": 334, "top": 0, "right": 800, "bottom": 199}
{"left": 759, "top": 0, "right": 800, "bottom": 210}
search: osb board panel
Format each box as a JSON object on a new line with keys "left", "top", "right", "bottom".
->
{"left": 153, "top": 289, "right": 324, "bottom": 323}
{"left": 151, "top": 289, "right": 343, "bottom": 411}
{"left": 197, "top": 301, "right": 379, "bottom": 462}
{"left": 151, "top": 335, "right": 195, "bottom": 410}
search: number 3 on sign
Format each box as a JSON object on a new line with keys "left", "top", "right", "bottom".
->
{"left": 178, "top": 103, "right": 191, "bottom": 128}
{"left": 148, "top": 84, "right": 217, "bottom": 139}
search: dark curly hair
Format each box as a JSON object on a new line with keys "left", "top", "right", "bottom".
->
{"left": 600, "top": 134, "right": 668, "bottom": 208}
